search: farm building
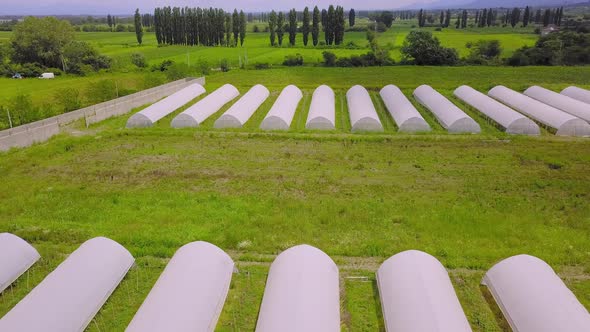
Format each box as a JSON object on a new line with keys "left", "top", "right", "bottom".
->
{"left": 377, "top": 250, "right": 472, "bottom": 332}
{"left": 454, "top": 85, "right": 539, "bottom": 135}
{"left": 379, "top": 85, "right": 430, "bottom": 133}
{"left": 306, "top": 85, "right": 336, "bottom": 130}
{"left": 0, "top": 237, "right": 134, "bottom": 332}
{"left": 413, "top": 85, "right": 481, "bottom": 134}
{"left": 483, "top": 255, "right": 590, "bottom": 332}
{"left": 214, "top": 85, "right": 269, "bottom": 128}
{"left": 0, "top": 233, "right": 40, "bottom": 293}
{"left": 171, "top": 84, "right": 239, "bottom": 128}
{"left": 127, "top": 242, "right": 234, "bottom": 332}
{"left": 260, "top": 85, "right": 303, "bottom": 130}
{"left": 126, "top": 83, "right": 205, "bottom": 128}
{"left": 489, "top": 86, "right": 590, "bottom": 137}
{"left": 346, "top": 85, "right": 384, "bottom": 132}
{"left": 255, "top": 245, "right": 340, "bottom": 332}
{"left": 561, "top": 86, "right": 590, "bottom": 105}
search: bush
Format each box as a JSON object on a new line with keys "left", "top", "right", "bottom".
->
{"left": 367, "top": 22, "right": 388, "bottom": 32}
{"left": 115, "top": 24, "right": 126, "bottom": 32}
{"left": 63, "top": 41, "right": 111, "bottom": 74}
{"left": 283, "top": 54, "right": 304, "bottom": 66}
{"left": 507, "top": 32, "right": 590, "bottom": 66}
{"left": 165, "top": 63, "right": 198, "bottom": 80}
{"left": 131, "top": 53, "right": 147, "bottom": 68}
{"left": 54, "top": 87, "right": 83, "bottom": 112}
{"left": 86, "top": 79, "right": 117, "bottom": 104}
{"left": 254, "top": 62, "right": 271, "bottom": 69}
{"left": 141, "top": 72, "right": 166, "bottom": 89}
{"left": 197, "top": 60, "right": 210, "bottom": 75}
{"left": 19, "top": 63, "right": 44, "bottom": 77}
{"left": 8, "top": 94, "right": 40, "bottom": 126}
{"left": 322, "top": 51, "right": 337, "bottom": 66}
{"left": 150, "top": 59, "right": 174, "bottom": 72}
{"left": 253, "top": 25, "right": 260, "bottom": 33}
{"left": 220, "top": 59, "right": 230, "bottom": 72}
{"left": 465, "top": 40, "right": 502, "bottom": 65}
{"left": 401, "top": 31, "right": 459, "bottom": 65}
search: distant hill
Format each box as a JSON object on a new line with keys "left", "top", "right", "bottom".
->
{"left": 413, "top": 0, "right": 586, "bottom": 9}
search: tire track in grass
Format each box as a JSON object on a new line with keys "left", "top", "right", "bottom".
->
{"left": 291, "top": 89, "right": 311, "bottom": 132}
{"left": 337, "top": 90, "right": 352, "bottom": 132}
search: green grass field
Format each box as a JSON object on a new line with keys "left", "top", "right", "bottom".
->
{"left": 1, "top": 65, "right": 590, "bottom": 331}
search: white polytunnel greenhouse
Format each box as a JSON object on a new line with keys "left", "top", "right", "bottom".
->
{"left": 561, "top": 86, "right": 590, "bottom": 105}
{"left": 454, "top": 85, "right": 540, "bottom": 135}
{"left": 377, "top": 250, "right": 472, "bottom": 332}
{"left": 0, "top": 237, "right": 134, "bottom": 332}
{"left": 346, "top": 85, "right": 384, "bottom": 132}
{"left": 482, "top": 255, "right": 590, "bottom": 332}
{"left": 126, "top": 241, "right": 234, "bottom": 332}
{"left": 255, "top": 245, "right": 340, "bottom": 332}
{"left": 306, "top": 85, "right": 336, "bottom": 130}
{"left": 260, "top": 85, "right": 303, "bottom": 130}
{"left": 126, "top": 83, "right": 206, "bottom": 128}
{"left": 0, "top": 233, "right": 40, "bottom": 293}
{"left": 489, "top": 86, "right": 590, "bottom": 137}
{"left": 171, "top": 84, "right": 240, "bottom": 128}
{"left": 413, "top": 85, "right": 481, "bottom": 134}
{"left": 379, "top": 85, "right": 431, "bottom": 133}
{"left": 524, "top": 86, "right": 590, "bottom": 122}
{"left": 214, "top": 84, "right": 270, "bottom": 128}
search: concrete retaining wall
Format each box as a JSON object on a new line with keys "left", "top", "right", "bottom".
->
{"left": 0, "top": 77, "right": 204, "bottom": 151}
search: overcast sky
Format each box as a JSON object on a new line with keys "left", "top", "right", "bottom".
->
{"left": 2, "top": 0, "right": 447, "bottom": 15}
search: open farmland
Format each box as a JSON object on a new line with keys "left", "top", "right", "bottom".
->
{"left": 1, "top": 64, "right": 590, "bottom": 331}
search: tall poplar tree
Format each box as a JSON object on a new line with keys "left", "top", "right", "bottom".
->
{"left": 288, "top": 9, "right": 297, "bottom": 46}
{"left": 134, "top": 9, "right": 143, "bottom": 45}
{"left": 312, "top": 6, "right": 320, "bottom": 46}
{"left": 302, "top": 7, "right": 310, "bottom": 46}
{"left": 349, "top": 8, "right": 356, "bottom": 27}
{"left": 239, "top": 10, "right": 246, "bottom": 46}
{"left": 277, "top": 11, "right": 285, "bottom": 46}
{"left": 269, "top": 10, "right": 277, "bottom": 46}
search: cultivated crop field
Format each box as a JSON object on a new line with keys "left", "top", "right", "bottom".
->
{"left": 1, "top": 66, "right": 590, "bottom": 331}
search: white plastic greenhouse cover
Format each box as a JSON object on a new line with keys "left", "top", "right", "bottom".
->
{"left": 260, "top": 85, "right": 303, "bottom": 130}
{"left": 255, "top": 245, "right": 340, "bottom": 332}
{"left": 377, "top": 250, "right": 472, "bottom": 332}
{"left": 482, "top": 255, "right": 590, "bottom": 332}
{"left": 306, "top": 85, "right": 336, "bottom": 130}
{"left": 454, "top": 85, "right": 540, "bottom": 135}
{"left": 561, "top": 86, "right": 590, "bottom": 105}
{"left": 413, "top": 85, "right": 481, "bottom": 134}
{"left": 127, "top": 83, "right": 206, "bottom": 128}
{"left": 126, "top": 241, "right": 234, "bottom": 332}
{"left": 0, "top": 237, "right": 134, "bottom": 332}
{"left": 214, "top": 84, "right": 269, "bottom": 128}
{"left": 171, "top": 84, "right": 240, "bottom": 128}
{"left": 379, "top": 85, "right": 430, "bottom": 133}
{"left": 524, "top": 86, "right": 590, "bottom": 122}
{"left": 0, "top": 233, "right": 40, "bottom": 293}
{"left": 489, "top": 86, "right": 590, "bottom": 137}
{"left": 346, "top": 85, "right": 384, "bottom": 132}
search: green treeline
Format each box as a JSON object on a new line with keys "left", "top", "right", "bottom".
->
{"left": 153, "top": 7, "right": 246, "bottom": 46}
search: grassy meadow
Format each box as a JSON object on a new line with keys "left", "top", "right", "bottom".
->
{"left": 1, "top": 64, "right": 590, "bottom": 331}
{"left": 1, "top": 16, "right": 590, "bottom": 332}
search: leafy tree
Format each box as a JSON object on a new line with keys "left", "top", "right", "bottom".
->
{"left": 466, "top": 40, "right": 502, "bottom": 64}
{"left": 302, "top": 7, "right": 310, "bottom": 46}
{"left": 239, "top": 10, "right": 246, "bottom": 46}
{"left": 63, "top": 40, "right": 111, "bottom": 74}
{"left": 312, "top": 6, "right": 320, "bottom": 46}
{"left": 322, "top": 51, "right": 337, "bottom": 66}
{"left": 277, "top": 12, "right": 285, "bottom": 46}
{"left": 380, "top": 11, "right": 394, "bottom": 28}
{"left": 401, "top": 30, "right": 458, "bottom": 65}
{"left": 134, "top": 9, "right": 143, "bottom": 45}
{"left": 131, "top": 52, "right": 147, "bottom": 67}
{"left": 269, "top": 11, "right": 277, "bottom": 46}
{"left": 349, "top": 8, "right": 356, "bottom": 27}
{"left": 288, "top": 9, "right": 297, "bottom": 46}
{"left": 10, "top": 17, "right": 74, "bottom": 69}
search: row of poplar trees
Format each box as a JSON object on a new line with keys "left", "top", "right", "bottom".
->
{"left": 153, "top": 7, "right": 247, "bottom": 47}
{"left": 268, "top": 6, "right": 346, "bottom": 47}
